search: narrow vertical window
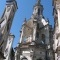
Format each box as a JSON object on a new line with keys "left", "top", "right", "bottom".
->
{"left": 38, "top": 8, "right": 40, "bottom": 15}
{"left": 7, "top": 22, "right": 10, "bottom": 31}
{"left": 0, "top": 33, "right": 2, "bottom": 40}
{"left": 36, "top": 32, "right": 39, "bottom": 38}
{"left": 37, "top": 23, "right": 39, "bottom": 30}
{"left": 41, "top": 34, "right": 45, "bottom": 44}
{"left": 7, "top": 18, "right": 11, "bottom": 31}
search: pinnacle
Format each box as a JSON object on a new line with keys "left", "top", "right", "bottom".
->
{"left": 37, "top": 0, "right": 40, "bottom": 4}
{"left": 35, "top": 0, "right": 41, "bottom": 6}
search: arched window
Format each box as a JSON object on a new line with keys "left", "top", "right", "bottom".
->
{"left": 38, "top": 8, "right": 40, "bottom": 15}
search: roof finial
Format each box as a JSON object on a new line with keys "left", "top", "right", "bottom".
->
{"left": 37, "top": 0, "right": 40, "bottom": 3}
{"left": 24, "top": 18, "right": 27, "bottom": 23}
{"left": 37, "top": 0, "right": 40, "bottom": 4}
{"left": 35, "top": 0, "right": 41, "bottom": 6}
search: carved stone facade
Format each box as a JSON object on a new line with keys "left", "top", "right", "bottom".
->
{"left": 0, "top": 0, "right": 60, "bottom": 60}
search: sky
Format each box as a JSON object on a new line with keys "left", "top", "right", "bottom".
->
{"left": 0, "top": 0, "right": 54, "bottom": 48}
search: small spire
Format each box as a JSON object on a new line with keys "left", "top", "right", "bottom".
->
{"left": 23, "top": 18, "right": 27, "bottom": 25}
{"left": 36, "top": 0, "right": 41, "bottom": 6}
{"left": 37, "top": 0, "right": 40, "bottom": 4}
{"left": 24, "top": 18, "right": 26, "bottom": 22}
{"left": 24, "top": 18, "right": 27, "bottom": 24}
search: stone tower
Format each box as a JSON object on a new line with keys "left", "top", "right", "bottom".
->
{"left": 0, "top": 0, "right": 18, "bottom": 53}
{"left": 15, "top": 0, "right": 54, "bottom": 60}
{"left": 53, "top": 0, "right": 60, "bottom": 60}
